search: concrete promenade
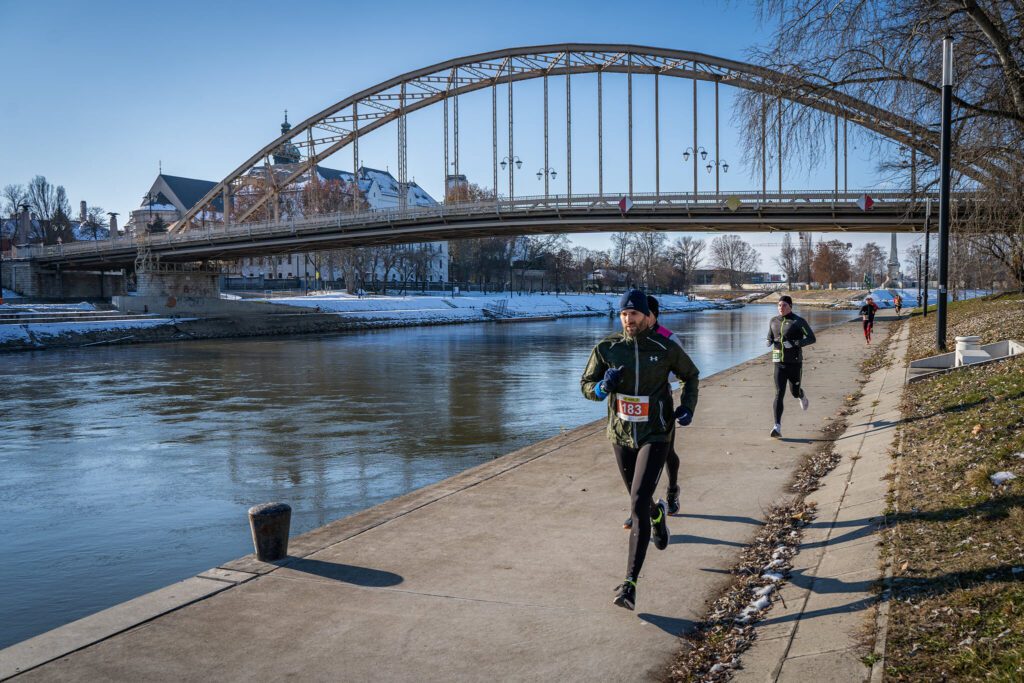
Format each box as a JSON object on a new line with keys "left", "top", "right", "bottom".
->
{"left": 2, "top": 315, "right": 892, "bottom": 682}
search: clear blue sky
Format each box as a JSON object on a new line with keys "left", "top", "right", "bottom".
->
{"left": 0, "top": 0, "right": 923, "bottom": 269}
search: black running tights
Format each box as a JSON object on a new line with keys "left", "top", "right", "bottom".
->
{"left": 613, "top": 441, "right": 670, "bottom": 580}
{"left": 773, "top": 363, "right": 804, "bottom": 424}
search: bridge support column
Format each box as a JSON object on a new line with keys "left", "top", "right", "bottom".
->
{"left": 119, "top": 261, "right": 222, "bottom": 315}
{"left": 3, "top": 260, "right": 124, "bottom": 299}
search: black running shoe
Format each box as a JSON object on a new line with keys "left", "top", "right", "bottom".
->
{"left": 666, "top": 486, "right": 681, "bottom": 514}
{"left": 612, "top": 580, "right": 636, "bottom": 610}
{"left": 623, "top": 517, "right": 633, "bottom": 530}
{"left": 651, "top": 499, "right": 670, "bottom": 550}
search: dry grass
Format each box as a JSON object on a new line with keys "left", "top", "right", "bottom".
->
{"left": 883, "top": 299, "right": 1024, "bottom": 681}
{"left": 906, "top": 293, "right": 1024, "bottom": 362}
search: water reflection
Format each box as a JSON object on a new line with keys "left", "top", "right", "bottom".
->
{"left": 0, "top": 304, "right": 850, "bottom": 647}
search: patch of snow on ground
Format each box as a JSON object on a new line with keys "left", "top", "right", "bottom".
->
{"left": 2, "top": 288, "right": 24, "bottom": 300}
{"left": 990, "top": 471, "right": 1017, "bottom": 485}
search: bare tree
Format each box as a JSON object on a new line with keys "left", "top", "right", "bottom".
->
{"left": 773, "top": 233, "right": 801, "bottom": 289}
{"left": 811, "top": 240, "right": 853, "bottom": 288}
{"left": 709, "top": 235, "right": 761, "bottom": 288}
{"left": 26, "top": 176, "right": 58, "bottom": 222}
{"left": 2, "top": 184, "right": 27, "bottom": 218}
{"left": 905, "top": 244, "right": 924, "bottom": 285}
{"left": 740, "top": 0, "right": 1024, "bottom": 287}
{"left": 81, "top": 206, "right": 109, "bottom": 241}
{"left": 670, "top": 236, "right": 706, "bottom": 292}
{"left": 854, "top": 242, "right": 888, "bottom": 288}
{"left": 630, "top": 231, "right": 667, "bottom": 289}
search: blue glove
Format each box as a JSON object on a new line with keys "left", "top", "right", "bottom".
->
{"left": 599, "top": 365, "right": 625, "bottom": 396}
{"left": 674, "top": 406, "right": 693, "bottom": 427}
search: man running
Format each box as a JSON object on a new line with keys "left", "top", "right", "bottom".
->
{"left": 893, "top": 293, "right": 903, "bottom": 316}
{"left": 859, "top": 296, "right": 878, "bottom": 344}
{"left": 582, "top": 290, "right": 700, "bottom": 610}
{"left": 620, "top": 295, "right": 683, "bottom": 524}
{"left": 766, "top": 295, "right": 816, "bottom": 438}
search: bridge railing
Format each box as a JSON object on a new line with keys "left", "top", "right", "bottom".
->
{"left": 21, "top": 189, "right": 940, "bottom": 260}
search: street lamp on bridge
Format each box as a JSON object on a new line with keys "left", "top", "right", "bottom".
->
{"left": 683, "top": 146, "right": 709, "bottom": 199}
{"left": 536, "top": 166, "right": 557, "bottom": 197}
{"left": 682, "top": 147, "right": 708, "bottom": 163}
{"left": 500, "top": 156, "right": 522, "bottom": 201}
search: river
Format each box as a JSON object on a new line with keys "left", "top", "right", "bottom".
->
{"left": 0, "top": 304, "right": 853, "bottom": 648}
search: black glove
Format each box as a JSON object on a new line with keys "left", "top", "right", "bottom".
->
{"left": 600, "top": 366, "right": 625, "bottom": 394}
{"left": 783, "top": 340, "right": 797, "bottom": 349}
{"left": 674, "top": 406, "right": 693, "bottom": 427}
{"left": 766, "top": 338, "right": 774, "bottom": 347}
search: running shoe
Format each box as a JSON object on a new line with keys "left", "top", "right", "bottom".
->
{"left": 800, "top": 393, "right": 810, "bottom": 411}
{"left": 612, "top": 580, "right": 636, "bottom": 611}
{"left": 623, "top": 517, "right": 633, "bottom": 530}
{"left": 770, "top": 424, "right": 782, "bottom": 438}
{"left": 651, "top": 499, "right": 670, "bottom": 550}
{"left": 666, "top": 485, "right": 681, "bottom": 514}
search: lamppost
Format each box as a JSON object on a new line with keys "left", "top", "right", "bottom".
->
{"left": 536, "top": 166, "right": 557, "bottom": 198}
{"left": 500, "top": 156, "right": 522, "bottom": 201}
{"left": 705, "top": 158, "right": 729, "bottom": 195}
{"left": 683, "top": 146, "right": 708, "bottom": 198}
{"left": 937, "top": 35, "right": 954, "bottom": 350}
{"left": 143, "top": 192, "right": 157, "bottom": 233}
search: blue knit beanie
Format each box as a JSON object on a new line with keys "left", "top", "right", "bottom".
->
{"left": 619, "top": 289, "right": 650, "bottom": 315}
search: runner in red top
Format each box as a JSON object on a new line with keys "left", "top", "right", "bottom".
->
{"left": 859, "top": 296, "right": 879, "bottom": 344}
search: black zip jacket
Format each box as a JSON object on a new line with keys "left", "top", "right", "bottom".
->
{"left": 766, "top": 313, "right": 816, "bottom": 364}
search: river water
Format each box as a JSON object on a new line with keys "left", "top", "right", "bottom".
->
{"left": 0, "top": 304, "right": 852, "bottom": 648}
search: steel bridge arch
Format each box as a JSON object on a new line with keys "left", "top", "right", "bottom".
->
{"left": 174, "top": 43, "right": 962, "bottom": 232}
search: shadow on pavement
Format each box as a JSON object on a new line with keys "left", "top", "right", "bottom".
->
{"left": 677, "top": 512, "right": 764, "bottom": 526}
{"left": 670, "top": 533, "right": 747, "bottom": 548}
{"left": 637, "top": 612, "right": 697, "bottom": 636}
{"left": 285, "top": 558, "right": 404, "bottom": 587}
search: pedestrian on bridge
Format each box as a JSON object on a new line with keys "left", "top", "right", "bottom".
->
{"left": 766, "top": 295, "right": 815, "bottom": 438}
{"left": 581, "top": 290, "right": 700, "bottom": 611}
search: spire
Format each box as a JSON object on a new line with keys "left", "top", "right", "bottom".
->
{"left": 280, "top": 110, "right": 291, "bottom": 135}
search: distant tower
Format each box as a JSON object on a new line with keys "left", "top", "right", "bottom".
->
{"left": 272, "top": 110, "right": 301, "bottom": 165}
{"left": 886, "top": 232, "right": 900, "bottom": 285}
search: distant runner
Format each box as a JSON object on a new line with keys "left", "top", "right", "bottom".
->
{"left": 893, "top": 293, "right": 903, "bottom": 316}
{"left": 860, "top": 296, "right": 879, "bottom": 344}
{"left": 581, "top": 290, "right": 700, "bottom": 610}
{"left": 766, "top": 295, "right": 816, "bottom": 438}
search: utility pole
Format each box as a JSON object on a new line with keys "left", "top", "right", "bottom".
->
{"left": 937, "top": 36, "right": 953, "bottom": 349}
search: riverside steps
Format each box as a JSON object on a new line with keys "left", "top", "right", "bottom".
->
{"left": 2, "top": 315, "right": 891, "bottom": 682}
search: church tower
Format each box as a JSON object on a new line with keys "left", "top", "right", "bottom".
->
{"left": 272, "top": 110, "right": 302, "bottom": 165}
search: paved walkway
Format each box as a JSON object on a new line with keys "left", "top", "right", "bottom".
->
{"left": 1, "top": 315, "right": 890, "bottom": 682}
{"left": 735, "top": 313, "right": 907, "bottom": 682}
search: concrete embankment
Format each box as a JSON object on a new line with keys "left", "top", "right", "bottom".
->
{"left": 0, "top": 317, "right": 886, "bottom": 681}
{"left": 0, "top": 293, "right": 723, "bottom": 353}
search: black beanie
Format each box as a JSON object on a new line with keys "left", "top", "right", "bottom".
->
{"left": 646, "top": 295, "right": 660, "bottom": 318}
{"left": 619, "top": 289, "right": 650, "bottom": 315}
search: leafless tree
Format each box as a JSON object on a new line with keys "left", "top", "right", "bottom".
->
{"left": 630, "top": 231, "right": 667, "bottom": 289}
{"left": 854, "top": 242, "right": 888, "bottom": 287}
{"left": 670, "top": 236, "right": 706, "bottom": 292}
{"left": 773, "top": 233, "right": 801, "bottom": 289}
{"left": 2, "top": 184, "right": 27, "bottom": 218}
{"left": 709, "top": 235, "right": 761, "bottom": 288}
{"left": 740, "top": 0, "right": 1024, "bottom": 288}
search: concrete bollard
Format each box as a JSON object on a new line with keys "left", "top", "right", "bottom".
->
{"left": 248, "top": 502, "right": 291, "bottom": 562}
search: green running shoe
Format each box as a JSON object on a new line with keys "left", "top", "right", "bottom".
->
{"left": 651, "top": 499, "right": 670, "bottom": 550}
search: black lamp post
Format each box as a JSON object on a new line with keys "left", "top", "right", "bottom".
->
{"left": 937, "top": 36, "right": 954, "bottom": 350}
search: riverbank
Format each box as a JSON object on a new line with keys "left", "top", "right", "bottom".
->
{"left": 0, "top": 292, "right": 726, "bottom": 353}
{"left": 881, "top": 293, "right": 1024, "bottom": 680}
{"left": 0, "top": 317, "right": 877, "bottom": 681}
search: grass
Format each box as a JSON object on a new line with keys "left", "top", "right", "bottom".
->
{"left": 906, "top": 292, "right": 1024, "bottom": 362}
{"left": 883, "top": 295, "right": 1024, "bottom": 681}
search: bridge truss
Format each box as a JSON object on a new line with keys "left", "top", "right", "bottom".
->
{"left": 172, "top": 44, "right": 977, "bottom": 235}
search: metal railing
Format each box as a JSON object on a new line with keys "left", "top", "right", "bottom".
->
{"left": 18, "top": 189, "right": 942, "bottom": 261}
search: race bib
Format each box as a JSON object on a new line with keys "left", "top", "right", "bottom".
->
{"left": 772, "top": 345, "right": 783, "bottom": 363}
{"left": 615, "top": 394, "right": 650, "bottom": 422}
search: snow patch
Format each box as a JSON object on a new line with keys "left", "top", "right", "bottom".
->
{"left": 989, "top": 471, "right": 1017, "bottom": 486}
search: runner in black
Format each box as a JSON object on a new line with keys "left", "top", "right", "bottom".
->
{"left": 622, "top": 296, "right": 683, "bottom": 529}
{"left": 859, "top": 296, "right": 878, "bottom": 344}
{"left": 582, "top": 290, "right": 700, "bottom": 610}
{"left": 766, "top": 295, "right": 816, "bottom": 438}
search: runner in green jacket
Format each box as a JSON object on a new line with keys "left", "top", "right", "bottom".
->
{"left": 581, "top": 290, "right": 700, "bottom": 610}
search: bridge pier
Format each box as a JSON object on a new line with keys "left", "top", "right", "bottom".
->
{"left": 115, "top": 261, "right": 223, "bottom": 315}
{"left": 2, "top": 260, "right": 125, "bottom": 300}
